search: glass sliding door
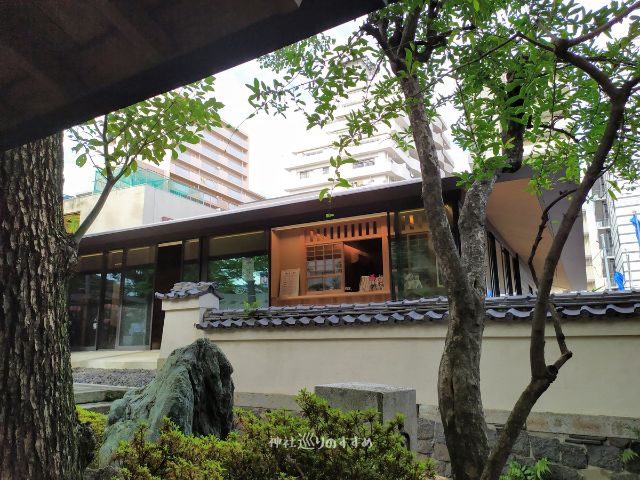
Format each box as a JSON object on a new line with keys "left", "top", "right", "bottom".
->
{"left": 118, "top": 246, "right": 156, "bottom": 348}
{"left": 100, "top": 271, "right": 121, "bottom": 349}
{"left": 69, "top": 253, "right": 104, "bottom": 350}
{"left": 68, "top": 272, "right": 101, "bottom": 349}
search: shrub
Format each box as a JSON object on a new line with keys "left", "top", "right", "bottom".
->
{"left": 77, "top": 406, "right": 108, "bottom": 446}
{"left": 77, "top": 406, "right": 108, "bottom": 467}
{"left": 622, "top": 426, "right": 640, "bottom": 465}
{"left": 112, "top": 390, "right": 437, "bottom": 480}
{"left": 499, "top": 458, "right": 550, "bottom": 480}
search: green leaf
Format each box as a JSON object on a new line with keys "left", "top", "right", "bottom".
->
{"left": 336, "top": 178, "right": 351, "bottom": 188}
{"left": 622, "top": 448, "right": 639, "bottom": 463}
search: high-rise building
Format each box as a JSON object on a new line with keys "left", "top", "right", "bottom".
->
{"left": 584, "top": 174, "right": 640, "bottom": 290}
{"left": 142, "top": 125, "right": 263, "bottom": 209}
{"left": 284, "top": 79, "right": 455, "bottom": 195}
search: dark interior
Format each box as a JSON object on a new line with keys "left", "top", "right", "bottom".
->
{"left": 344, "top": 238, "right": 383, "bottom": 292}
{"left": 151, "top": 244, "right": 182, "bottom": 349}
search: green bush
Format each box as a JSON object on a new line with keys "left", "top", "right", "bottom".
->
{"left": 111, "top": 390, "right": 437, "bottom": 480}
{"left": 77, "top": 406, "right": 108, "bottom": 466}
{"left": 622, "top": 426, "right": 640, "bottom": 464}
{"left": 499, "top": 458, "right": 550, "bottom": 480}
{"left": 77, "top": 406, "right": 108, "bottom": 444}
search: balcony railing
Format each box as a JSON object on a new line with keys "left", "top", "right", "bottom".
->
{"left": 93, "top": 167, "right": 212, "bottom": 207}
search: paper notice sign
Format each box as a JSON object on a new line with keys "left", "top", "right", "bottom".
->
{"left": 279, "top": 268, "right": 300, "bottom": 298}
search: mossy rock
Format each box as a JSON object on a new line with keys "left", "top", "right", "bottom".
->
{"left": 97, "top": 339, "right": 234, "bottom": 467}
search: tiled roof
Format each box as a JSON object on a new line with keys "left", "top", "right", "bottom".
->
{"left": 197, "top": 291, "right": 640, "bottom": 330}
{"left": 155, "top": 282, "right": 220, "bottom": 301}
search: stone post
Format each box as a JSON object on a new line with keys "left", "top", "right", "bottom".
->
{"left": 157, "top": 283, "right": 220, "bottom": 367}
{"left": 315, "top": 382, "right": 418, "bottom": 452}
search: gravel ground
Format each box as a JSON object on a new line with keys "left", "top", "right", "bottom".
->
{"left": 73, "top": 368, "right": 156, "bottom": 388}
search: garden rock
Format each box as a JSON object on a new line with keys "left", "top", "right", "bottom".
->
{"left": 77, "top": 421, "right": 97, "bottom": 470}
{"left": 84, "top": 466, "right": 124, "bottom": 480}
{"left": 97, "top": 338, "right": 234, "bottom": 467}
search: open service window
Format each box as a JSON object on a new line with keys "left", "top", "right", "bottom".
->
{"left": 271, "top": 214, "right": 390, "bottom": 306}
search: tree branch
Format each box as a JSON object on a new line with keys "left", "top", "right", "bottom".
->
{"left": 564, "top": 1, "right": 640, "bottom": 47}
{"left": 526, "top": 188, "right": 577, "bottom": 285}
{"left": 526, "top": 188, "right": 576, "bottom": 366}
{"left": 553, "top": 42, "right": 618, "bottom": 98}
{"left": 71, "top": 177, "right": 116, "bottom": 243}
{"left": 397, "top": 4, "right": 421, "bottom": 57}
{"left": 539, "top": 123, "right": 580, "bottom": 143}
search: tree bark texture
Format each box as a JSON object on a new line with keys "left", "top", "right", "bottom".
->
{"left": 0, "top": 134, "right": 81, "bottom": 479}
{"left": 401, "top": 74, "right": 490, "bottom": 480}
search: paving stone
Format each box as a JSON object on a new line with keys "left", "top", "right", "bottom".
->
{"left": 511, "top": 455, "right": 535, "bottom": 468}
{"left": 530, "top": 435, "right": 561, "bottom": 463}
{"left": 433, "top": 443, "right": 450, "bottom": 462}
{"left": 611, "top": 473, "right": 640, "bottom": 480}
{"left": 548, "top": 463, "right": 582, "bottom": 480}
{"left": 512, "top": 431, "right": 531, "bottom": 457}
{"left": 588, "top": 444, "right": 623, "bottom": 472}
{"left": 437, "top": 461, "right": 451, "bottom": 478}
{"left": 610, "top": 437, "right": 632, "bottom": 449}
{"left": 567, "top": 434, "right": 606, "bottom": 446}
{"left": 418, "top": 418, "right": 435, "bottom": 441}
{"left": 487, "top": 427, "right": 497, "bottom": 448}
{"left": 417, "top": 439, "right": 434, "bottom": 455}
{"left": 495, "top": 427, "right": 530, "bottom": 456}
{"left": 560, "top": 442, "right": 588, "bottom": 469}
{"left": 435, "top": 421, "right": 445, "bottom": 443}
{"left": 315, "top": 383, "right": 417, "bottom": 452}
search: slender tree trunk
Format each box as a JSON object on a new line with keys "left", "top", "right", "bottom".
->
{"left": 400, "top": 74, "right": 489, "bottom": 480}
{"left": 438, "top": 300, "right": 489, "bottom": 480}
{"left": 0, "top": 134, "right": 81, "bottom": 479}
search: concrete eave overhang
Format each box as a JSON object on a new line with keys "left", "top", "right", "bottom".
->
{"left": 0, "top": 0, "right": 386, "bottom": 151}
{"left": 486, "top": 171, "right": 587, "bottom": 291}
{"left": 78, "top": 177, "right": 458, "bottom": 253}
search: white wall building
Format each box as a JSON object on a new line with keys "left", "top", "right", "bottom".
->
{"left": 285, "top": 81, "right": 455, "bottom": 195}
{"left": 63, "top": 183, "right": 216, "bottom": 235}
{"left": 584, "top": 174, "right": 640, "bottom": 290}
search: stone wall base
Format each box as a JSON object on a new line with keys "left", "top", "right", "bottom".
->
{"left": 417, "top": 417, "right": 640, "bottom": 479}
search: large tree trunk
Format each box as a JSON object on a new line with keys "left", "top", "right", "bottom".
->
{"left": 400, "top": 75, "right": 489, "bottom": 480}
{"left": 0, "top": 134, "right": 81, "bottom": 479}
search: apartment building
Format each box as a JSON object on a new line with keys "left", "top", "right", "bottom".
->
{"left": 285, "top": 78, "right": 456, "bottom": 195}
{"left": 584, "top": 174, "right": 640, "bottom": 290}
{"left": 142, "top": 125, "right": 263, "bottom": 209}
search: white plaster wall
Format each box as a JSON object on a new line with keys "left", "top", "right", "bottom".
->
{"left": 141, "top": 186, "right": 216, "bottom": 224}
{"left": 64, "top": 187, "right": 147, "bottom": 235}
{"left": 63, "top": 185, "right": 215, "bottom": 235}
{"left": 159, "top": 315, "right": 640, "bottom": 419}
